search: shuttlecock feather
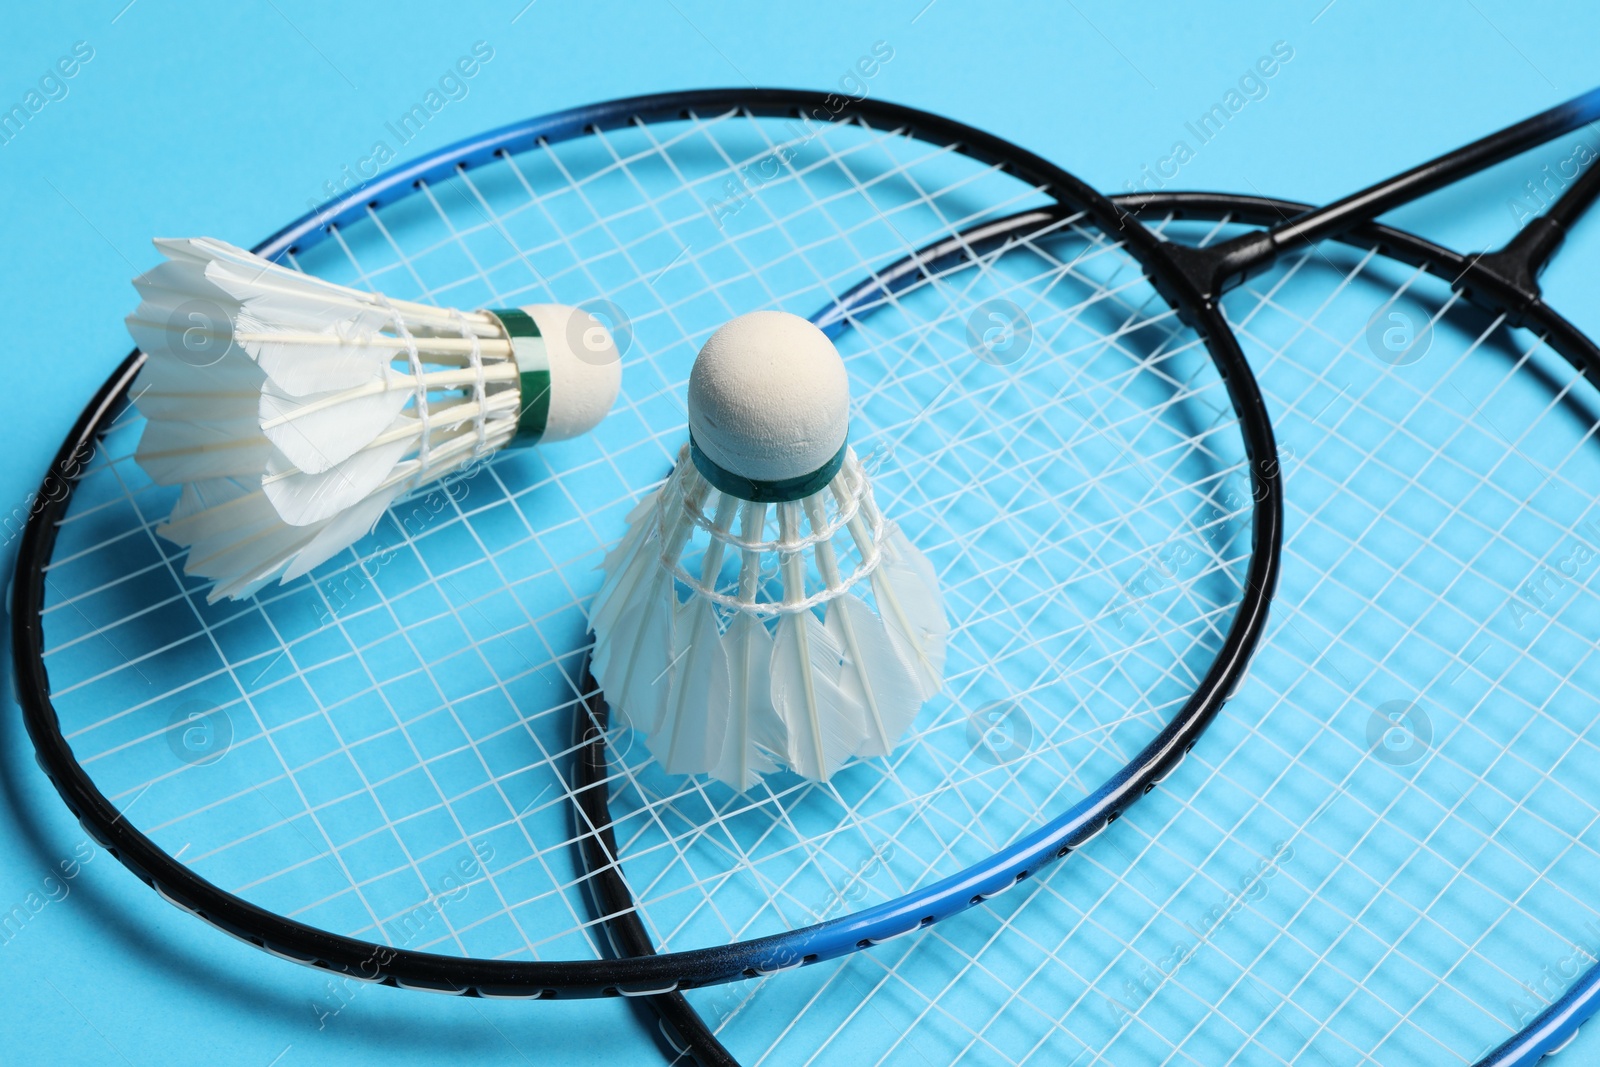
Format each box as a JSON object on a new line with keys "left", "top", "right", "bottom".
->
{"left": 715, "top": 613, "right": 783, "bottom": 790}
{"left": 127, "top": 237, "right": 622, "bottom": 602}
{"left": 591, "top": 311, "right": 948, "bottom": 788}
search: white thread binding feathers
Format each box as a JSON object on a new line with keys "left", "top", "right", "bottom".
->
{"left": 128, "top": 237, "right": 620, "bottom": 602}
{"left": 590, "top": 312, "right": 947, "bottom": 788}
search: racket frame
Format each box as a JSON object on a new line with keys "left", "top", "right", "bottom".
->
{"left": 10, "top": 88, "right": 1284, "bottom": 997}
{"left": 603, "top": 181, "right": 1600, "bottom": 1062}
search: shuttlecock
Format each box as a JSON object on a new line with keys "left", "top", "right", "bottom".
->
{"left": 590, "top": 311, "right": 947, "bottom": 789}
{"left": 127, "top": 237, "right": 621, "bottom": 601}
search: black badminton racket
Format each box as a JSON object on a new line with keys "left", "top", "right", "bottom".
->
{"left": 10, "top": 89, "right": 1282, "bottom": 1009}
{"left": 589, "top": 89, "right": 1600, "bottom": 1067}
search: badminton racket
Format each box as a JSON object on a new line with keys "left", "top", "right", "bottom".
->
{"left": 9, "top": 89, "right": 1282, "bottom": 1008}
{"left": 595, "top": 90, "right": 1600, "bottom": 1066}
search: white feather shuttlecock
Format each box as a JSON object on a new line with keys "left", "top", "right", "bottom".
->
{"left": 591, "top": 311, "right": 947, "bottom": 789}
{"left": 127, "top": 237, "right": 621, "bottom": 601}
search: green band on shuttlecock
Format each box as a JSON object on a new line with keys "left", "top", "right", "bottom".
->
{"left": 487, "top": 308, "right": 551, "bottom": 446}
{"left": 689, "top": 434, "right": 848, "bottom": 503}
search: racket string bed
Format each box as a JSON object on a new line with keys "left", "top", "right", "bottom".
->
{"left": 656, "top": 194, "right": 1600, "bottom": 1067}
{"left": 12, "top": 90, "right": 1288, "bottom": 1063}
{"left": 578, "top": 90, "right": 1600, "bottom": 1064}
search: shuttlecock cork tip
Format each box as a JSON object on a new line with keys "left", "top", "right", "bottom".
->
{"left": 687, "top": 311, "right": 850, "bottom": 490}
{"left": 514, "top": 304, "right": 623, "bottom": 442}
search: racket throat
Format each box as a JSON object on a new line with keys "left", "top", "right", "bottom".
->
{"left": 1459, "top": 245, "right": 1550, "bottom": 326}
{"left": 1148, "top": 231, "right": 1280, "bottom": 310}
{"left": 1460, "top": 206, "right": 1591, "bottom": 326}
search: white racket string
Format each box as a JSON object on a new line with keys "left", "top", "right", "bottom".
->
{"left": 677, "top": 208, "right": 1600, "bottom": 1066}
{"left": 36, "top": 107, "right": 1254, "bottom": 985}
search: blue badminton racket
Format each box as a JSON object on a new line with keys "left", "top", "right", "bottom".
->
{"left": 9, "top": 89, "right": 1282, "bottom": 1015}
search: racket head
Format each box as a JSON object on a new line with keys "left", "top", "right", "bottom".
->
{"left": 629, "top": 193, "right": 1600, "bottom": 1064}
{"left": 10, "top": 90, "right": 1281, "bottom": 996}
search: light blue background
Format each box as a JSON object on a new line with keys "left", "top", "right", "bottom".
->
{"left": 3, "top": 2, "right": 1600, "bottom": 1063}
